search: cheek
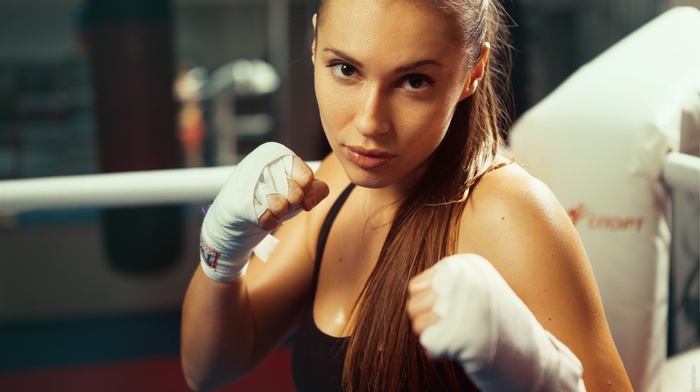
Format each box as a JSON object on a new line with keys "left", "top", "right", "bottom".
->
{"left": 314, "top": 74, "right": 348, "bottom": 136}
{"left": 398, "top": 102, "right": 454, "bottom": 145}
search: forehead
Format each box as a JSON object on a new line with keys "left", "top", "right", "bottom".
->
{"left": 317, "top": 0, "right": 463, "bottom": 63}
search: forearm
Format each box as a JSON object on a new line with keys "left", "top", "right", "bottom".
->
{"left": 181, "top": 266, "right": 256, "bottom": 391}
{"left": 180, "top": 142, "right": 293, "bottom": 389}
{"left": 180, "top": 142, "right": 327, "bottom": 390}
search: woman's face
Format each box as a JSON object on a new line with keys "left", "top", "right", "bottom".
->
{"left": 313, "top": 0, "right": 477, "bottom": 192}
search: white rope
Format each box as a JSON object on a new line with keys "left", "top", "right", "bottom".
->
{"left": 0, "top": 167, "right": 230, "bottom": 214}
{"left": 663, "top": 152, "right": 700, "bottom": 196}
{"left": 0, "top": 161, "right": 321, "bottom": 214}
{"left": 0, "top": 154, "right": 696, "bottom": 214}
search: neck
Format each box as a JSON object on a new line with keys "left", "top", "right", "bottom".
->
{"left": 359, "top": 154, "right": 431, "bottom": 229}
{"left": 361, "top": 187, "right": 403, "bottom": 230}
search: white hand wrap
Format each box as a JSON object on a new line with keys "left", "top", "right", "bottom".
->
{"left": 420, "top": 254, "right": 585, "bottom": 392}
{"left": 200, "top": 142, "right": 297, "bottom": 283}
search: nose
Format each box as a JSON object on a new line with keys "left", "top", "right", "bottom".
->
{"left": 354, "top": 84, "right": 390, "bottom": 136}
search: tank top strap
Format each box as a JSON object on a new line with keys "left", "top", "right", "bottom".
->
{"left": 312, "top": 183, "right": 356, "bottom": 291}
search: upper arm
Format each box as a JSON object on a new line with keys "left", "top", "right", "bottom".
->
{"left": 459, "top": 165, "right": 632, "bottom": 391}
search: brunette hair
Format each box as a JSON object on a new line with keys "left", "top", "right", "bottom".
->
{"left": 315, "top": 0, "right": 513, "bottom": 390}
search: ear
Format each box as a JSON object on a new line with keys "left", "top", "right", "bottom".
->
{"left": 459, "top": 42, "right": 490, "bottom": 100}
{"left": 311, "top": 14, "right": 318, "bottom": 65}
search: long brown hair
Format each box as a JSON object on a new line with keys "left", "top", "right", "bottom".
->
{"left": 315, "top": 1, "right": 513, "bottom": 390}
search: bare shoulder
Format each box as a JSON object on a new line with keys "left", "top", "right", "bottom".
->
{"left": 265, "top": 152, "right": 350, "bottom": 268}
{"left": 240, "top": 152, "right": 351, "bottom": 356}
{"left": 312, "top": 152, "right": 351, "bottom": 199}
{"left": 246, "top": 151, "right": 349, "bottom": 292}
{"left": 305, "top": 152, "right": 352, "bottom": 225}
{"left": 459, "top": 161, "right": 633, "bottom": 390}
{"left": 459, "top": 161, "right": 591, "bottom": 317}
{"left": 461, "top": 162, "right": 573, "bottom": 251}
{"left": 294, "top": 152, "right": 353, "bottom": 272}
{"left": 465, "top": 161, "right": 566, "bottom": 228}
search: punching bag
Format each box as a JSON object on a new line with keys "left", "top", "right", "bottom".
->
{"left": 87, "top": 0, "right": 182, "bottom": 274}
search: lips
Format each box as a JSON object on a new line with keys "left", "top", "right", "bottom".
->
{"left": 346, "top": 145, "right": 394, "bottom": 169}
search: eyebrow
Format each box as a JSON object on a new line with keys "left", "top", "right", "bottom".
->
{"left": 322, "top": 47, "right": 443, "bottom": 73}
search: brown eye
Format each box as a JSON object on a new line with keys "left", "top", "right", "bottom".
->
{"left": 407, "top": 76, "right": 425, "bottom": 89}
{"left": 401, "top": 75, "right": 433, "bottom": 91}
{"left": 339, "top": 64, "right": 355, "bottom": 77}
{"left": 329, "top": 61, "right": 358, "bottom": 79}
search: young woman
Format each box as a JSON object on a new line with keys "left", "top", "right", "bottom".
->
{"left": 181, "top": 0, "right": 634, "bottom": 390}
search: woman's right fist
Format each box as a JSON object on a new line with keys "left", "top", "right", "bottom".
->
{"left": 259, "top": 156, "right": 329, "bottom": 231}
{"left": 200, "top": 142, "right": 327, "bottom": 282}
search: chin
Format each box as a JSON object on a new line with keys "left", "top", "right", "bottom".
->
{"left": 340, "top": 164, "right": 392, "bottom": 189}
{"left": 346, "top": 172, "right": 388, "bottom": 189}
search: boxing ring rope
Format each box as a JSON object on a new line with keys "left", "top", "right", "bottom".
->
{"left": 0, "top": 161, "right": 321, "bottom": 214}
{"left": 0, "top": 154, "right": 697, "bottom": 214}
{"left": 664, "top": 151, "right": 700, "bottom": 195}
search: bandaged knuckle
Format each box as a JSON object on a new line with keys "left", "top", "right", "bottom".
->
{"left": 258, "top": 211, "right": 280, "bottom": 231}
{"left": 287, "top": 180, "right": 305, "bottom": 204}
{"left": 266, "top": 194, "right": 289, "bottom": 217}
{"left": 294, "top": 167, "right": 315, "bottom": 189}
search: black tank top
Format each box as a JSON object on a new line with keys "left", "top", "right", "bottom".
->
{"left": 290, "top": 184, "right": 478, "bottom": 391}
{"left": 291, "top": 184, "right": 354, "bottom": 392}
